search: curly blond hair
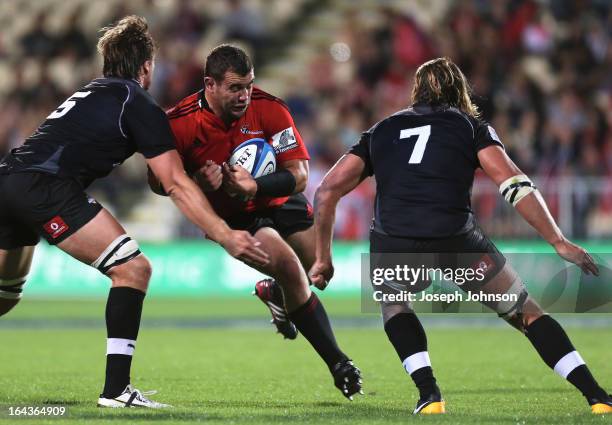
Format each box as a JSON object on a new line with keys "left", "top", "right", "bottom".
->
{"left": 411, "top": 57, "right": 480, "bottom": 118}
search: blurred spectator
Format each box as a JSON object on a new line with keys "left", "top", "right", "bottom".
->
{"left": 56, "top": 6, "right": 91, "bottom": 59}
{"left": 221, "top": 0, "right": 267, "bottom": 59}
{"left": 1, "top": 0, "right": 610, "bottom": 240}
{"left": 20, "top": 11, "right": 56, "bottom": 58}
{"left": 168, "top": 0, "right": 209, "bottom": 44}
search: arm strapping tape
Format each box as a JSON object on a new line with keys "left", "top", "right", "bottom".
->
{"left": 499, "top": 174, "right": 537, "bottom": 206}
{"left": 255, "top": 169, "right": 296, "bottom": 197}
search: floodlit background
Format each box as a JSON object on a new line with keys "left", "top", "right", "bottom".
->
{"left": 1, "top": 0, "right": 611, "bottom": 243}
{"left": 2, "top": 0, "right": 611, "bottom": 296}
{"left": 0, "top": 2, "right": 611, "bottom": 423}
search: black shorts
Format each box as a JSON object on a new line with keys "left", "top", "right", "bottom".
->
{"left": 0, "top": 172, "right": 102, "bottom": 249}
{"left": 369, "top": 224, "right": 506, "bottom": 290}
{"left": 226, "top": 193, "right": 313, "bottom": 238}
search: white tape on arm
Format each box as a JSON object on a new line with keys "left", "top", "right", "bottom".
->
{"left": 499, "top": 174, "right": 536, "bottom": 206}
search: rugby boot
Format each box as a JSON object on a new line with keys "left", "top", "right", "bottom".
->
{"left": 253, "top": 278, "right": 298, "bottom": 340}
{"left": 331, "top": 359, "right": 363, "bottom": 400}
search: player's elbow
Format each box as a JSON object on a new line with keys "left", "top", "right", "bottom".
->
{"left": 286, "top": 162, "right": 308, "bottom": 194}
{"left": 314, "top": 182, "right": 338, "bottom": 207}
{"left": 163, "top": 169, "right": 190, "bottom": 200}
{"left": 293, "top": 169, "right": 308, "bottom": 193}
{"left": 149, "top": 181, "right": 168, "bottom": 196}
{"left": 147, "top": 167, "right": 168, "bottom": 196}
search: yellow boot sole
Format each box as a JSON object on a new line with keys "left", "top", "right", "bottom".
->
{"left": 419, "top": 401, "right": 446, "bottom": 414}
{"left": 592, "top": 403, "right": 612, "bottom": 414}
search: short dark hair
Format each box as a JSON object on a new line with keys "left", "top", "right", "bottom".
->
{"left": 97, "top": 15, "right": 155, "bottom": 79}
{"left": 411, "top": 57, "right": 480, "bottom": 118}
{"left": 204, "top": 44, "right": 253, "bottom": 82}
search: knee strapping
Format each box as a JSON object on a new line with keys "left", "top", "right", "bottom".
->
{"left": 495, "top": 276, "right": 528, "bottom": 316}
{"left": 91, "top": 235, "right": 141, "bottom": 274}
{"left": 495, "top": 276, "right": 530, "bottom": 330}
{"left": 0, "top": 275, "right": 27, "bottom": 300}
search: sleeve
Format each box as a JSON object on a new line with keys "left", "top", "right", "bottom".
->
{"left": 166, "top": 110, "right": 196, "bottom": 162}
{"left": 122, "top": 89, "right": 175, "bottom": 158}
{"left": 347, "top": 131, "right": 374, "bottom": 176}
{"left": 474, "top": 120, "right": 505, "bottom": 152}
{"left": 261, "top": 99, "right": 310, "bottom": 163}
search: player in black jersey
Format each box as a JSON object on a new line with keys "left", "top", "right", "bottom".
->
{"left": 0, "top": 16, "right": 268, "bottom": 408}
{"left": 310, "top": 57, "right": 611, "bottom": 415}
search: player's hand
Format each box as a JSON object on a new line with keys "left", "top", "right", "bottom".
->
{"left": 553, "top": 239, "right": 599, "bottom": 276}
{"left": 194, "top": 160, "right": 223, "bottom": 192}
{"left": 219, "top": 230, "right": 269, "bottom": 267}
{"left": 222, "top": 163, "right": 257, "bottom": 199}
{"left": 309, "top": 259, "right": 334, "bottom": 290}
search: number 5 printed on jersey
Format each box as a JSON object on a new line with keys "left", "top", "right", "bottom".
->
{"left": 400, "top": 125, "right": 431, "bottom": 164}
{"left": 47, "top": 91, "right": 92, "bottom": 120}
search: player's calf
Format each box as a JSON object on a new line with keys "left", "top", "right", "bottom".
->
{"left": 91, "top": 235, "right": 152, "bottom": 399}
{"left": 0, "top": 275, "right": 27, "bottom": 316}
{"left": 483, "top": 268, "right": 610, "bottom": 410}
{"left": 524, "top": 314, "right": 609, "bottom": 408}
{"left": 382, "top": 304, "right": 443, "bottom": 413}
{"left": 267, "top": 253, "right": 310, "bottom": 311}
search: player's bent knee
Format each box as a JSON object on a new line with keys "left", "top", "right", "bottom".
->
{"left": 270, "top": 255, "right": 303, "bottom": 285}
{"left": 0, "top": 298, "right": 20, "bottom": 316}
{"left": 91, "top": 234, "right": 142, "bottom": 275}
{"left": 521, "top": 303, "right": 545, "bottom": 327}
{"left": 127, "top": 255, "right": 152, "bottom": 283}
{"left": 0, "top": 275, "right": 27, "bottom": 316}
{"left": 502, "top": 297, "right": 544, "bottom": 332}
{"left": 493, "top": 275, "right": 533, "bottom": 332}
{"left": 109, "top": 255, "right": 152, "bottom": 290}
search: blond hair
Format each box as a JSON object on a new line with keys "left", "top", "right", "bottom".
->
{"left": 411, "top": 57, "right": 480, "bottom": 118}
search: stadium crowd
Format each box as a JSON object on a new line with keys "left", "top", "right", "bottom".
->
{"left": 0, "top": 0, "right": 610, "bottom": 239}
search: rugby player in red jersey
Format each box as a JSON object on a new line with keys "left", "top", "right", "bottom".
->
{"left": 149, "top": 44, "right": 362, "bottom": 399}
{"left": 0, "top": 18, "right": 268, "bottom": 408}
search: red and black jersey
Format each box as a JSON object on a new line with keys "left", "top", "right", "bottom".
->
{"left": 167, "top": 87, "right": 309, "bottom": 218}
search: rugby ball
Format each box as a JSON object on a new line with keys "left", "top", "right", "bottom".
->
{"left": 228, "top": 138, "right": 276, "bottom": 178}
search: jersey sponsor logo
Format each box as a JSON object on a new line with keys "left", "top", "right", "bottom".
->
{"left": 487, "top": 125, "right": 501, "bottom": 143}
{"left": 472, "top": 254, "right": 497, "bottom": 277}
{"left": 240, "top": 125, "right": 263, "bottom": 135}
{"left": 271, "top": 127, "right": 298, "bottom": 154}
{"left": 43, "top": 216, "right": 70, "bottom": 239}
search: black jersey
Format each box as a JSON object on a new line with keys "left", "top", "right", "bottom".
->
{"left": 349, "top": 104, "right": 503, "bottom": 238}
{"left": 0, "top": 77, "right": 174, "bottom": 188}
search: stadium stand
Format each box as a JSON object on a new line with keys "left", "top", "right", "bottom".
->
{"left": 0, "top": 0, "right": 610, "bottom": 240}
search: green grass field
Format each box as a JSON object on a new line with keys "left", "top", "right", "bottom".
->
{"left": 0, "top": 298, "right": 610, "bottom": 424}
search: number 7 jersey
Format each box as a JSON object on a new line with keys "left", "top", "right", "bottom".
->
{"left": 349, "top": 103, "right": 503, "bottom": 238}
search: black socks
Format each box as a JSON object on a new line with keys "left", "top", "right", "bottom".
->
{"left": 384, "top": 313, "right": 440, "bottom": 399}
{"left": 526, "top": 315, "right": 607, "bottom": 401}
{"left": 288, "top": 293, "right": 347, "bottom": 369}
{"left": 102, "top": 287, "right": 145, "bottom": 398}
